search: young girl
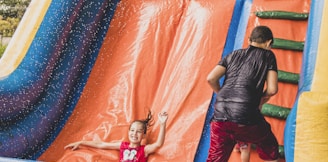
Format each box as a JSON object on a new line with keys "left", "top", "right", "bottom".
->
{"left": 65, "top": 111, "right": 168, "bottom": 162}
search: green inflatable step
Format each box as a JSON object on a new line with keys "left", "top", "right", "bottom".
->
{"left": 255, "top": 11, "right": 308, "bottom": 20}
{"left": 272, "top": 38, "right": 304, "bottom": 51}
{"left": 278, "top": 70, "right": 299, "bottom": 84}
{"left": 278, "top": 145, "right": 285, "bottom": 158}
{"left": 261, "top": 103, "right": 291, "bottom": 119}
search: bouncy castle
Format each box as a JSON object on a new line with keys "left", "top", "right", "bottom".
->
{"left": 0, "top": 0, "right": 327, "bottom": 161}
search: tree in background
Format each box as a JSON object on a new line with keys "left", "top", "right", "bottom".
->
{"left": 0, "top": 0, "right": 31, "bottom": 36}
{"left": 0, "top": 0, "right": 31, "bottom": 19}
{"left": 0, "top": 0, "right": 31, "bottom": 57}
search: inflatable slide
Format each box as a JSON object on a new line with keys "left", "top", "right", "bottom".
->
{"left": 0, "top": 0, "right": 326, "bottom": 162}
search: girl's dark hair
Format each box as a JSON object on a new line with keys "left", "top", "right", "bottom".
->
{"left": 249, "top": 26, "right": 274, "bottom": 45}
{"left": 131, "top": 111, "right": 154, "bottom": 134}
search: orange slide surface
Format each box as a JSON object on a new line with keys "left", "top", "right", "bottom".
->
{"left": 40, "top": 1, "right": 235, "bottom": 161}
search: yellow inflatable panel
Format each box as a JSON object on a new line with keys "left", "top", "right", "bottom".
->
{"left": 0, "top": 0, "right": 51, "bottom": 79}
{"left": 312, "top": 1, "right": 328, "bottom": 91}
{"left": 295, "top": 92, "right": 328, "bottom": 162}
{"left": 294, "top": 1, "right": 328, "bottom": 161}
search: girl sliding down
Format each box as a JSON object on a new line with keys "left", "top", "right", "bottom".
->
{"left": 65, "top": 111, "right": 168, "bottom": 162}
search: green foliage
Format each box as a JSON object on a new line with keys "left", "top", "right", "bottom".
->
{"left": 0, "top": 17, "right": 19, "bottom": 36}
{"left": 0, "top": 0, "right": 31, "bottom": 18}
{"left": 0, "top": 0, "right": 31, "bottom": 36}
{"left": 0, "top": 43, "right": 6, "bottom": 58}
{"left": 0, "top": 0, "right": 30, "bottom": 58}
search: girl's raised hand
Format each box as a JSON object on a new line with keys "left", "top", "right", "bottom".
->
{"left": 158, "top": 112, "right": 168, "bottom": 124}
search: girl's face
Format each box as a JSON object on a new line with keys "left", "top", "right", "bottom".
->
{"left": 128, "top": 122, "right": 145, "bottom": 145}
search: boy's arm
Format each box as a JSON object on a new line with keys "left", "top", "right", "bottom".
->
{"left": 264, "top": 70, "right": 278, "bottom": 96}
{"left": 260, "top": 70, "right": 278, "bottom": 107}
{"left": 144, "top": 112, "right": 168, "bottom": 156}
{"left": 64, "top": 140, "right": 121, "bottom": 150}
{"left": 207, "top": 65, "right": 226, "bottom": 93}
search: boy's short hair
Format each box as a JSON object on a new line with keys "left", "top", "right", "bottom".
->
{"left": 249, "top": 26, "right": 274, "bottom": 45}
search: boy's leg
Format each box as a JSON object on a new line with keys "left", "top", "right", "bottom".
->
{"left": 256, "top": 132, "right": 279, "bottom": 162}
{"left": 252, "top": 122, "right": 279, "bottom": 162}
{"left": 234, "top": 121, "right": 279, "bottom": 162}
{"left": 239, "top": 143, "right": 251, "bottom": 162}
{"left": 233, "top": 143, "right": 240, "bottom": 152}
{"left": 207, "top": 121, "right": 235, "bottom": 162}
{"left": 264, "top": 160, "right": 279, "bottom": 162}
